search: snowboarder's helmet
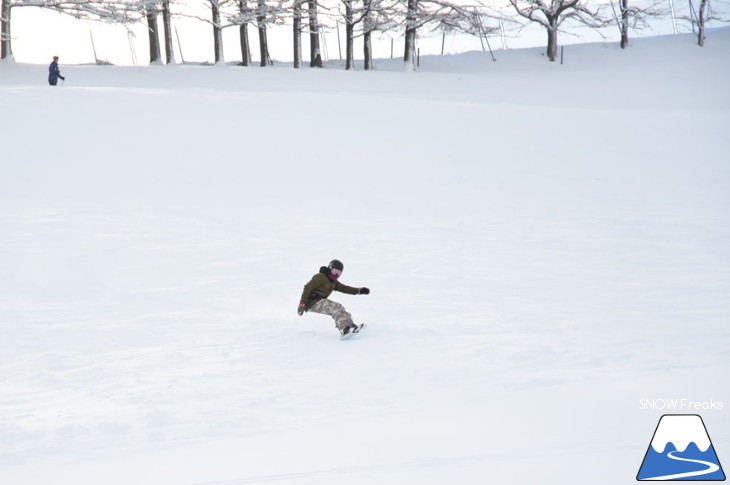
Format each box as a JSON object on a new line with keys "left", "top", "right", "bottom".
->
{"left": 328, "top": 259, "right": 344, "bottom": 272}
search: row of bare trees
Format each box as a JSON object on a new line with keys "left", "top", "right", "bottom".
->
{"left": 1, "top": 0, "right": 727, "bottom": 67}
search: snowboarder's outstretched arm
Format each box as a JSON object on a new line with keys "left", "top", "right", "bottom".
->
{"left": 333, "top": 280, "right": 361, "bottom": 295}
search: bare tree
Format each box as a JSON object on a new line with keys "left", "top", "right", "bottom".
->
{"left": 339, "top": 0, "right": 374, "bottom": 69}
{"left": 1, "top": 0, "right": 13, "bottom": 60}
{"left": 180, "top": 0, "right": 236, "bottom": 63}
{"left": 362, "top": 0, "right": 399, "bottom": 69}
{"left": 400, "top": 0, "right": 498, "bottom": 70}
{"left": 342, "top": 0, "right": 356, "bottom": 69}
{"left": 403, "top": 0, "right": 417, "bottom": 69}
{"left": 256, "top": 0, "right": 271, "bottom": 65}
{"left": 293, "top": 0, "right": 305, "bottom": 67}
{"left": 694, "top": 0, "right": 708, "bottom": 45}
{"left": 229, "top": 0, "right": 283, "bottom": 66}
{"left": 142, "top": 1, "right": 162, "bottom": 63}
{"left": 308, "top": 0, "right": 322, "bottom": 66}
{"left": 0, "top": 0, "right": 179, "bottom": 64}
{"left": 508, "top": 0, "right": 608, "bottom": 61}
{"left": 2, "top": 0, "right": 140, "bottom": 61}
{"left": 432, "top": 4, "right": 501, "bottom": 54}
{"left": 237, "top": 0, "right": 252, "bottom": 65}
{"left": 684, "top": 0, "right": 729, "bottom": 46}
{"left": 185, "top": 0, "right": 250, "bottom": 64}
{"left": 230, "top": 0, "right": 255, "bottom": 65}
{"left": 161, "top": 0, "right": 175, "bottom": 63}
{"left": 128, "top": 0, "right": 176, "bottom": 64}
{"left": 608, "top": 0, "right": 664, "bottom": 48}
{"left": 121, "top": 0, "right": 176, "bottom": 65}
{"left": 205, "top": 0, "right": 227, "bottom": 63}
{"left": 337, "top": 0, "right": 397, "bottom": 70}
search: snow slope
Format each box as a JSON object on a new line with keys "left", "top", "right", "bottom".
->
{"left": 1, "top": 31, "right": 729, "bottom": 484}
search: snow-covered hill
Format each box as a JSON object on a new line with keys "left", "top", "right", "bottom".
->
{"left": 1, "top": 31, "right": 729, "bottom": 485}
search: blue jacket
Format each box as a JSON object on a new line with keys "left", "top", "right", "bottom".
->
{"left": 48, "top": 61, "right": 64, "bottom": 84}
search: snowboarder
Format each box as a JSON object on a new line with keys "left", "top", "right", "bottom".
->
{"left": 298, "top": 259, "right": 370, "bottom": 337}
{"left": 48, "top": 56, "right": 65, "bottom": 86}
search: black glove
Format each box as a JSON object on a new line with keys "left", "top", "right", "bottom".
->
{"left": 60, "top": 76, "right": 66, "bottom": 80}
{"left": 359, "top": 287, "right": 370, "bottom": 295}
{"left": 297, "top": 301, "right": 306, "bottom": 316}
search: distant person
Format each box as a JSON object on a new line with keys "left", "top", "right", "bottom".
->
{"left": 48, "top": 56, "right": 65, "bottom": 86}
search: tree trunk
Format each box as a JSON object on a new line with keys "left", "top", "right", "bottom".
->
{"left": 258, "top": 0, "right": 271, "bottom": 66}
{"left": 238, "top": 0, "right": 251, "bottom": 66}
{"left": 258, "top": 25, "right": 271, "bottom": 66}
{"left": 308, "top": 0, "right": 322, "bottom": 67}
{"left": 697, "top": 0, "right": 707, "bottom": 46}
{"left": 364, "top": 31, "right": 372, "bottom": 70}
{"left": 619, "top": 0, "right": 629, "bottom": 49}
{"left": 403, "top": 0, "right": 418, "bottom": 70}
{"left": 293, "top": 1, "right": 302, "bottom": 68}
{"left": 161, "top": 0, "right": 175, "bottom": 64}
{"left": 0, "top": 0, "right": 12, "bottom": 60}
{"left": 546, "top": 19, "right": 558, "bottom": 61}
{"left": 146, "top": 8, "right": 162, "bottom": 64}
{"left": 240, "top": 24, "right": 251, "bottom": 65}
{"left": 363, "top": 8, "right": 373, "bottom": 70}
{"left": 211, "top": 1, "right": 224, "bottom": 64}
{"left": 345, "top": 1, "right": 354, "bottom": 70}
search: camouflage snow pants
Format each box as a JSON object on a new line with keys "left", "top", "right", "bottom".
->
{"left": 308, "top": 299, "right": 354, "bottom": 330}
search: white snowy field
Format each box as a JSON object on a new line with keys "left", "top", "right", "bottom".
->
{"left": 1, "top": 31, "right": 729, "bottom": 484}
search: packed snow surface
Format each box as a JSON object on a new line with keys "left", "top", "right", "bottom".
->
{"left": 2, "top": 31, "right": 729, "bottom": 484}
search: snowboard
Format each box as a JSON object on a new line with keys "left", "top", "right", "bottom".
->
{"left": 340, "top": 324, "right": 365, "bottom": 340}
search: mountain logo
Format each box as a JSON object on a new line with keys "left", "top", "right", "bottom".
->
{"left": 637, "top": 414, "right": 726, "bottom": 481}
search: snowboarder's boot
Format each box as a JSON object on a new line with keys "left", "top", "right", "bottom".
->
{"left": 340, "top": 325, "right": 355, "bottom": 337}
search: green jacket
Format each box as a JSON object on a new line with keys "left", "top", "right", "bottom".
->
{"left": 300, "top": 267, "right": 360, "bottom": 311}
